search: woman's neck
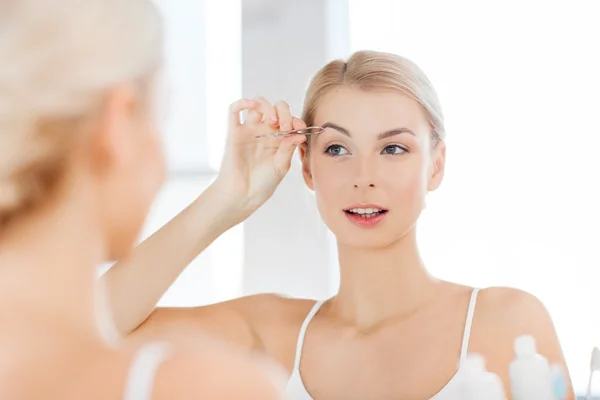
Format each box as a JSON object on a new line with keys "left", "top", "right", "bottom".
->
{"left": 331, "top": 229, "right": 441, "bottom": 330}
{"left": 0, "top": 191, "right": 109, "bottom": 345}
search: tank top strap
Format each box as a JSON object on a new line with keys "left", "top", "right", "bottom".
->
{"left": 292, "top": 300, "right": 327, "bottom": 371}
{"left": 459, "top": 288, "right": 480, "bottom": 365}
{"left": 123, "top": 341, "right": 172, "bottom": 400}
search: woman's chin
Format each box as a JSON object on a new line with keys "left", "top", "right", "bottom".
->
{"left": 335, "top": 233, "right": 401, "bottom": 251}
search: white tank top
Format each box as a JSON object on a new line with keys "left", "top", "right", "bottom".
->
{"left": 284, "top": 288, "right": 481, "bottom": 400}
{"left": 123, "top": 341, "right": 171, "bottom": 400}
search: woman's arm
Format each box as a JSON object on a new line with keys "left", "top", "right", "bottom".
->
{"left": 103, "top": 97, "right": 306, "bottom": 337}
{"left": 103, "top": 183, "right": 243, "bottom": 336}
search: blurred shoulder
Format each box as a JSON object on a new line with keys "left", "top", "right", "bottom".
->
{"left": 151, "top": 339, "right": 284, "bottom": 400}
{"left": 66, "top": 339, "right": 284, "bottom": 400}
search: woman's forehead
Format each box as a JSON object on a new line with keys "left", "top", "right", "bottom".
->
{"left": 313, "top": 87, "right": 429, "bottom": 136}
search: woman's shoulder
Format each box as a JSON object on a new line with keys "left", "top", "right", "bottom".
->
{"left": 66, "top": 340, "right": 284, "bottom": 400}
{"left": 131, "top": 293, "right": 319, "bottom": 360}
{"left": 149, "top": 339, "right": 284, "bottom": 400}
{"left": 469, "top": 286, "right": 565, "bottom": 381}
{"left": 439, "top": 284, "right": 558, "bottom": 354}
{"left": 217, "top": 293, "right": 320, "bottom": 329}
{"left": 463, "top": 286, "right": 572, "bottom": 397}
{"left": 233, "top": 294, "right": 321, "bottom": 368}
{"left": 475, "top": 286, "right": 551, "bottom": 327}
{"left": 437, "top": 284, "right": 548, "bottom": 321}
{"left": 238, "top": 294, "right": 322, "bottom": 338}
{"left": 157, "top": 292, "right": 318, "bottom": 323}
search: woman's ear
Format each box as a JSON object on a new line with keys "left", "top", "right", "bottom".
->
{"left": 89, "top": 84, "right": 139, "bottom": 177}
{"left": 428, "top": 140, "right": 446, "bottom": 192}
{"left": 298, "top": 142, "right": 314, "bottom": 191}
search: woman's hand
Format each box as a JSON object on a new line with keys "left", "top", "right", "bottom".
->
{"left": 211, "top": 97, "right": 307, "bottom": 222}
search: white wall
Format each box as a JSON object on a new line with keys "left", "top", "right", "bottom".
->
{"left": 155, "top": 0, "right": 210, "bottom": 172}
{"left": 348, "top": 0, "right": 600, "bottom": 393}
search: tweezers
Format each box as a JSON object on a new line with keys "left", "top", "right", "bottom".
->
{"left": 253, "top": 126, "right": 324, "bottom": 139}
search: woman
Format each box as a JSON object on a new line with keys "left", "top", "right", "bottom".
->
{"left": 0, "top": 0, "right": 302, "bottom": 398}
{"left": 106, "top": 51, "right": 575, "bottom": 399}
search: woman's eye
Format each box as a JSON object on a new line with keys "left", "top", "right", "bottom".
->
{"left": 325, "top": 144, "right": 349, "bottom": 156}
{"left": 381, "top": 145, "right": 407, "bottom": 155}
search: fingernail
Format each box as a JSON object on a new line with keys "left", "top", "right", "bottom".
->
{"left": 270, "top": 115, "right": 278, "bottom": 123}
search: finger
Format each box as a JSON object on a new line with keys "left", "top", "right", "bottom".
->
{"left": 272, "top": 135, "right": 306, "bottom": 177}
{"left": 253, "top": 96, "right": 278, "bottom": 126}
{"left": 229, "top": 99, "right": 258, "bottom": 127}
{"left": 274, "top": 101, "right": 293, "bottom": 132}
{"left": 292, "top": 117, "right": 306, "bottom": 131}
{"left": 245, "top": 109, "right": 263, "bottom": 126}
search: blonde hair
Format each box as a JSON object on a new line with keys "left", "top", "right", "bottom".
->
{"left": 0, "top": 0, "right": 163, "bottom": 228}
{"left": 302, "top": 50, "right": 445, "bottom": 143}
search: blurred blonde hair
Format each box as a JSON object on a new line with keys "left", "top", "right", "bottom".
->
{"left": 0, "top": 0, "right": 163, "bottom": 227}
{"left": 302, "top": 50, "right": 445, "bottom": 143}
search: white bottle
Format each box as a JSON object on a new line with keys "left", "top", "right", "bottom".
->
{"left": 509, "top": 334, "right": 554, "bottom": 400}
{"left": 459, "top": 353, "right": 507, "bottom": 400}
